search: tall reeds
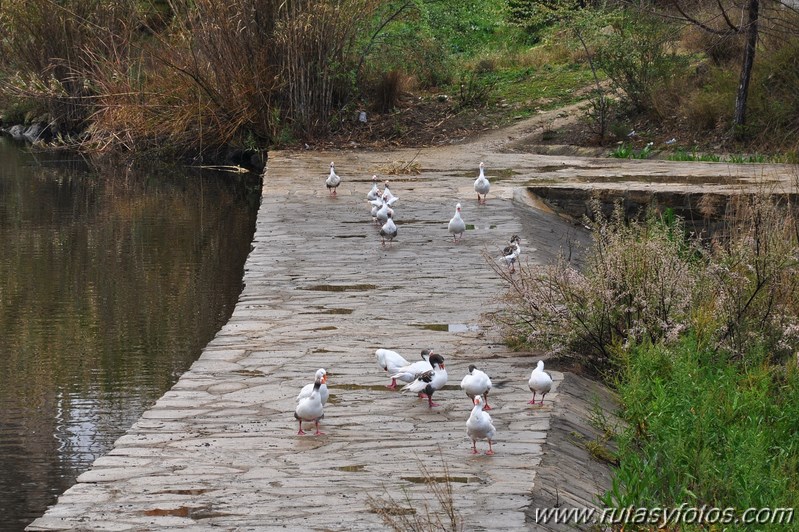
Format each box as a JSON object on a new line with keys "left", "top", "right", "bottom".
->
{"left": 1, "top": 0, "right": 382, "bottom": 156}
{"left": 0, "top": 0, "right": 139, "bottom": 131}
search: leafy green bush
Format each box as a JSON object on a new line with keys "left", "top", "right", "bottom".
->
{"left": 456, "top": 69, "right": 497, "bottom": 109}
{"left": 605, "top": 337, "right": 799, "bottom": 525}
{"left": 424, "top": 0, "right": 511, "bottom": 55}
{"left": 506, "top": 0, "right": 585, "bottom": 41}
{"left": 748, "top": 37, "right": 799, "bottom": 153}
{"left": 595, "top": 10, "right": 687, "bottom": 113}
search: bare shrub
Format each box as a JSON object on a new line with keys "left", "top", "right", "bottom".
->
{"left": 681, "top": 22, "right": 743, "bottom": 66}
{"left": 684, "top": 89, "right": 732, "bottom": 132}
{"left": 489, "top": 193, "right": 799, "bottom": 371}
{"left": 705, "top": 193, "right": 799, "bottom": 361}
{"left": 487, "top": 200, "right": 701, "bottom": 370}
{"left": 373, "top": 70, "right": 406, "bottom": 113}
{"left": 594, "top": 11, "right": 686, "bottom": 113}
{"left": 0, "top": 0, "right": 140, "bottom": 132}
{"left": 366, "top": 451, "right": 461, "bottom": 531}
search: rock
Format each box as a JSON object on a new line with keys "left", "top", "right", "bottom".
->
{"left": 7, "top": 124, "right": 26, "bottom": 141}
{"left": 23, "top": 123, "right": 48, "bottom": 143}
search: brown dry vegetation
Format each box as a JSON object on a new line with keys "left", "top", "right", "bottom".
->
{"left": 1, "top": 1, "right": 798, "bottom": 161}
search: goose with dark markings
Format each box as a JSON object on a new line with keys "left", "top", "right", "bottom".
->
{"left": 295, "top": 370, "right": 327, "bottom": 435}
{"left": 461, "top": 364, "right": 493, "bottom": 410}
{"left": 380, "top": 210, "right": 398, "bottom": 246}
{"left": 502, "top": 235, "right": 521, "bottom": 273}
{"left": 297, "top": 368, "right": 329, "bottom": 405}
{"left": 389, "top": 349, "right": 434, "bottom": 388}
{"left": 402, "top": 353, "right": 448, "bottom": 408}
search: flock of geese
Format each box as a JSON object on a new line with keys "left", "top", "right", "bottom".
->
{"left": 296, "top": 161, "right": 553, "bottom": 454}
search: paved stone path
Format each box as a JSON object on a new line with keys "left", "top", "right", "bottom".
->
{"left": 28, "top": 124, "right": 796, "bottom": 530}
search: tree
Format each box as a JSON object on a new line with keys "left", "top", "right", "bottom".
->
{"left": 666, "top": 0, "right": 760, "bottom": 131}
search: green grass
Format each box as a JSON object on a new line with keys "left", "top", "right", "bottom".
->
{"left": 667, "top": 148, "right": 786, "bottom": 163}
{"left": 610, "top": 142, "right": 654, "bottom": 159}
{"left": 489, "top": 62, "right": 597, "bottom": 109}
{"left": 604, "top": 337, "right": 799, "bottom": 529}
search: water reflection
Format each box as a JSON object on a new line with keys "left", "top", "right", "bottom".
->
{"left": 0, "top": 138, "right": 261, "bottom": 530}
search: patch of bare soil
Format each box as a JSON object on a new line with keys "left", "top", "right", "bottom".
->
{"left": 298, "top": 93, "right": 602, "bottom": 155}
{"left": 295, "top": 90, "right": 747, "bottom": 159}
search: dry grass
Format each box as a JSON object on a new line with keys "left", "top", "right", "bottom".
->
{"left": 366, "top": 451, "right": 462, "bottom": 532}
{"left": 380, "top": 159, "right": 422, "bottom": 175}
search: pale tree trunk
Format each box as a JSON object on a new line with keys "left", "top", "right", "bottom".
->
{"left": 734, "top": 0, "right": 760, "bottom": 128}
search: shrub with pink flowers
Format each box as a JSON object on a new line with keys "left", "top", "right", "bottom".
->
{"left": 489, "top": 193, "right": 799, "bottom": 373}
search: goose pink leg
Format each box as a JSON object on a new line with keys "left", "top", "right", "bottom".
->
{"left": 486, "top": 440, "right": 495, "bottom": 455}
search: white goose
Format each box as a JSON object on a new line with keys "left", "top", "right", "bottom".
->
{"left": 402, "top": 353, "right": 448, "bottom": 408}
{"left": 460, "top": 364, "right": 493, "bottom": 410}
{"left": 448, "top": 203, "right": 466, "bottom": 242}
{"left": 389, "top": 349, "right": 434, "bottom": 387}
{"left": 367, "top": 175, "right": 380, "bottom": 201}
{"left": 382, "top": 181, "right": 398, "bottom": 206}
{"left": 297, "top": 368, "right": 329, "bottom": 405}
{"left": 466, "top": 395, "right": 496, "bottom": 455}
{"left": 502, "top": 235, "right": 521, "bottom": 273}
{"left": 369, "top": 196, "right": 384, "bottom": 222}
{"left": 376, "top": 201, "right": 392, "bottom": 224}
{"left": 380, "top": 210, "right": 398, "bottom": 247}
{"left": 474, "top": 162, "right": 490, "bottom": 204}
{"left": 375, "top": 348, "right": 411, "bottom": 388}
{"left": 325, "top": 162, "right": 341, "bottom": 195}
{"left": 528, "top": 360, "right": 553, "bottom": 406}
{"left": 294, "top": 371, "right": 327, "bottom": 435}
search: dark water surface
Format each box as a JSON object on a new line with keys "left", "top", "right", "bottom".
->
{"left": 0, "top": 138, "right": 261, "bottom": 530}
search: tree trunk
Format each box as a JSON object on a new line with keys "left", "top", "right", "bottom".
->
{"left": 734, "top": 0, "right": 760, "bottom": 128}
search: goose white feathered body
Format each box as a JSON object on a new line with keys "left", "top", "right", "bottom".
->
{"left": 502, "top": 235, "right": 521, "bottom": 273}
{"left": 382, "top": 182, "right": 398, "bottom": 205}
{"left": 389, "top": 351, "right": 433, "bottom": 386}
{"left": 460, "top": 365, "right": 492, "bottom": 409}
{"left": 402, "top": 353, "right": 447, "bottom": 408}
{"left": 380, "top": 213, "right": 397, "bottom": 246}
{"left": 297, "top": 368, "right": 329, "bottom": 405}
{"left": 528, "top": 360, "right": 553, "bottom": 405}
{"left": 367, "top": 175, "right": 380, "bottom": 201}
{"left": 376, "top": 202, "right": 391, "bottom": 223}
{"left": 474, "top": 162, "right": 490, "bottom": 203}
{"left": 295, "top": 377, "right": 326, "bottom": 435}
{"left": 448, "top": 203, "right": 466, "bottom": 242}
{"left": 466, "top": 395, "right": 496, "bottom": 454}
{"left": 325, "top": 162, "right": 341, "bottom": 193}
{"left": 369, "top": 197, "right": 384, "bottom": 220}
{"left": 376, "top": 348, "right": 411, "bottom": 388}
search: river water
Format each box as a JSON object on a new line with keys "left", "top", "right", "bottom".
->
{"left": 0, "top": 138, "right": 261, "bottom": 531}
